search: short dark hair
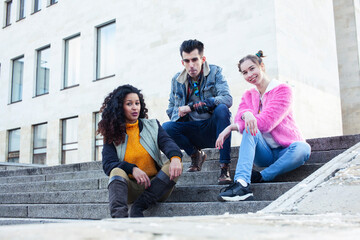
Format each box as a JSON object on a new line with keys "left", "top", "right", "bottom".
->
{"left": 179, "top": 39, "right": 204, "bottom": 57}
{"left": 97, "top": 84, "right": 148, "bottom": 145}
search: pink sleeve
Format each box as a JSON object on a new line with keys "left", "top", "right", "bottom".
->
{"left": 234, "top": 91, "right": 257, "bottom": 133}
{"left": 255, "top": 84, "right": 292, "bottom": 133}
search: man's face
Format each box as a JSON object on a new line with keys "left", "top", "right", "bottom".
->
{"left": 181, "top": 49, "right": 206, "bottom": 79}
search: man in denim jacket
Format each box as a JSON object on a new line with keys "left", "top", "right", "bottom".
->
{"left": 162, "top": 39, "right": 233, "bottom": 184}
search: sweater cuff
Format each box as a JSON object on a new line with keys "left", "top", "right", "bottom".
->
{"left": 168, "top": 150, "right": 183, "bottom": 160}
{"left": 122, "top": 162, "right": 137, "bottom": 175}
{"left": 170, "top": 156, "right": 182, "bottom": 162}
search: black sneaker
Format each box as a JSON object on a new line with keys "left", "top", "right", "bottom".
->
{"left": 217, "top": 181, "right": 254, "bottom": 202}
{"left": 251, "top": 169, "right": 264, "bottom": 183}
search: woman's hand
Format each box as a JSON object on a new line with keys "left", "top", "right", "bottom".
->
{"left": 216, "top": 124, "right": 236, "bottom": 149}
{"left": 169, "top": 157, "right": 182, "bottom": 181}
{"left": 243, "top": 111, "right": 258, "bottom": 136}
{"left": 132, "top": 167, "right": 151, "bottom": 189}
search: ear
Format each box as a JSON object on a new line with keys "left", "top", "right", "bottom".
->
{"left": 202, "top": 56, "right": 206, "bottom": 63}
{"left": 260, "top": 62, "right": 265, "bottom": 72}
{"left": 181, "top": 60, "right": 185, "bottom": 66}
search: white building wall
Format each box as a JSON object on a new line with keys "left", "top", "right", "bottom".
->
{"left": 334, "top": 0, "right": 360, "bottom": 135}
{"left": 0, "top": 0, "right": 345, "bottom": 165}
{"left": 274, "top": 0, "right": 343, "bottom": 139}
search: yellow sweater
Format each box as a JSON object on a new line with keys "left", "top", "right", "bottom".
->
{"left": 124, "top": 120, "right": 157, "bottom": 178}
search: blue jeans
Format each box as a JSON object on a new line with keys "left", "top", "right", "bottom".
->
{"left": 234, "top": 129, "right": 311, "bottom": 183}
{"left": 162, "top": 104, "right": 231, "bottom": 163}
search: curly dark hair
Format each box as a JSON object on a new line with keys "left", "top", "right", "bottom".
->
{"left": 97, "top": 84, "right": 148, "bottom": 145}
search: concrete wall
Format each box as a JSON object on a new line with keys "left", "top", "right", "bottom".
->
{"left": 0, "top": 0, "right": 346, "bottom": 165}
{"left": 275, "top": 0, "right": 343, "bottom": 138}
{"left": 333, "top": 0, "right": 360, "bottom": 135}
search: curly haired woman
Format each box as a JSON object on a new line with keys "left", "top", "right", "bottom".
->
{"left": 98, "top": 84, "right": 183, "bottom": 217}
{"left": 216, "top": 51, "right": 311, "bottom": 202}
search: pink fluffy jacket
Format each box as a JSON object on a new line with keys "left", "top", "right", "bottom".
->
{"left": 234, "top": 83, "right": 305, "bottom": 147}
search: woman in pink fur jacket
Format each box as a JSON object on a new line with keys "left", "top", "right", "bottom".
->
{"left": 216, "top": 51, "right": 311, "bottom": 202}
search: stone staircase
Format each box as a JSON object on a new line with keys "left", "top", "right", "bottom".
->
{"left": 0, "top": 134, "right": 359, "bottom": 220}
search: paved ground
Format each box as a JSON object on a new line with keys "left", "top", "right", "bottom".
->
{"left": 0, "top": 213, "right": 359, "bottom": 240}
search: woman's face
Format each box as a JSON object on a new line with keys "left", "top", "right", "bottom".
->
{"left": 240, "top": 59, "right": 265, "bottom": 86}
{"left": 123, "top": 93, "right": 141, "bottom": 124}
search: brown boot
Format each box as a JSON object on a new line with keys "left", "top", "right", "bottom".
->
{"left": 218, "top": 163, "right": 232, "bottom": 185}
{"left": 187, "top": 150, "right": 207, "bottom": 172}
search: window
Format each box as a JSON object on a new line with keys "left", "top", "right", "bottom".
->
{"left": 8, "top": 128, "right": 20, "bottom": 163}
{"left": 96, "top": 21, "right": 115, "bottom": 79}
{"left": 62, "top": 117, "right": 78, "bottom": 164}
{"left": 4, "top": 0, "right": 12, "bottom": 27}
{"left": 33, "top": 123, "right": 47, "bottom": 164}
{"left": 11, "top": 56, "right": 24, "bottom": 103}
{"left": 18, "top": 0, "right": 26, "bottom": 20}
{"left": 64, "top": 35, "right": 80, "bottom": 88}
{"left": 94, "top": 112, "right": 103, "bottom": 161}
{"left": 33, "top": 0, "right": 41, "bottom": 13}
{"left": 35, "top": 46, "right": 50, "bottom": 96}
{"left": 49, "top": 0, "right": 56, "bottom": 5}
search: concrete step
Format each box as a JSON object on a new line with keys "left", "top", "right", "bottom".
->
{"left": 146, "top": 201, "right": 272, "bottom": 217}
{"left": 0, "top": 149, "right": 336, "bottom": 185}
{"left": 178, "top": 164, "right": 322, "bottom": 186}
{"left": 0, "top": 182, "right": 295, "bottom": 204}
{"left": 0, "top": 201, "right": 272, "bottom": 219}
{"left": 1, "top": 134, "right": 356, "bottom": 179}
{"left": 0, "top": 163, "right": 320, "bottom": 194}
{"left": 0, "top": 178, "right": 106, "bottom": 193}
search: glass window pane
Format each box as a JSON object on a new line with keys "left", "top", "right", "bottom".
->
{"left": 11, "top": 57, "right": 24, "bottom": 102}
{"left": 62, "top": 150, "right": 78, "bottom": 164}
{"left": 33, "top": 153, "right": 46, "bottom": 164}
{"left": 95, "top": 112, "right": 103, "bottom": 141}
{"left": 62, "top": 117, "right": 78, "bottom": 144}
{"left": 5, "top": 1, "right": 12, "bottom": 26}
{"left": 96, "top": 22, "right": 115, "bottom": 79}
{"left": 50, "top": 0, "right": 57, "bottom": 5}
{"left": 36, "top": 47, "right": 50, "bottom": 95}
{"left": 34, "top": 123, "right": 47, "bottom": 148}
{"left": 64, "top": 36, "right": 80, "bottom": 87}
{"left": 9, "top": 129, "right": 20, "bottom": 152}
{"left": 19, "top": 0, "right": 26, "bottom": 19}
{"left": 34, "top": 0, "right": 41, "bottom": 12}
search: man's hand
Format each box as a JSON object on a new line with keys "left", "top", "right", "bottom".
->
{"left": 132, "top": 167, "right": 151, "bottom": 189}
{"left": 193, "top": 102, "right": 209, "bottom": 114}
{"left": 169, "top": 157, "right": 182, "bottom": 181}
{"left": 178, "top": 106, "right": 191, "bottom": 117}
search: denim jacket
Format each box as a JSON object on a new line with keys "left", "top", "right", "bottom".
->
{"left": 166, "top": 61, "right": 233, "bottom": 122}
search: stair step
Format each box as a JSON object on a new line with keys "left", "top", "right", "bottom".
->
{"left": 0, "top": 201, "right": 271, "bottom": 219}
{"left": 146, "top": 201, "right": 272, "bottom": 217}
{"left": 0, "top": 182, "right": 295, "bottom": 204}
{"left": 0, "top": 179, "right": 103, "bottom": 193}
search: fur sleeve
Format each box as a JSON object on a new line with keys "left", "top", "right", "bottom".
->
{"left": 255, "top": 84, "right": 292, "bottom": 133}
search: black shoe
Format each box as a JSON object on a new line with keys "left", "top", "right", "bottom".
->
{"left": 251, "top": 169, "right": 264, "bottom": 183}
{"left": 217, "top": 181, "right": 253, "bottom": 202}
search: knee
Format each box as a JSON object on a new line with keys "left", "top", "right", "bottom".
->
{"left": 162, "top": 121, "right": 175, "bottom": 135}
{"left": 213, "top": 104, "right": 230, "bottom": 120}
{"left": 289, "top": 142, "right": 311, "bottom": 163}
{"left": 110, "top": 168, "right": 128, "bottom": 180}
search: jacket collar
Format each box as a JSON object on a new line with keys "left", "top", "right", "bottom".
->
{"left": 176, "top": 61, "right": 210, "bottom": 84}
{"left": 255, "top": 79, "right": 281, "bottom": 95}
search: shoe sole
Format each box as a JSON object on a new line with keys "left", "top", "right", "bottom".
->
{"left": 217, "top": 193, "right": 254, "bottom": 202}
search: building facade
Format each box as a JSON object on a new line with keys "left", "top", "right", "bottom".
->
{"left": 0, "top": 0, "right": 357, "bottom": 166}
